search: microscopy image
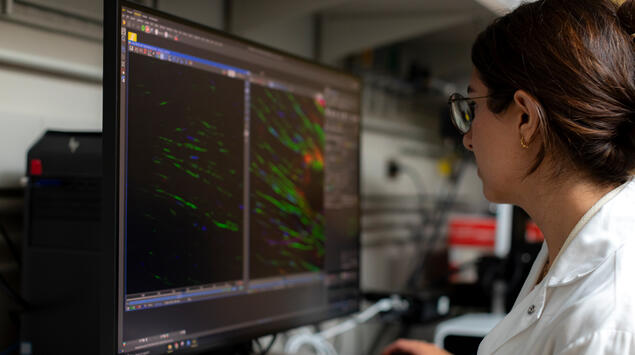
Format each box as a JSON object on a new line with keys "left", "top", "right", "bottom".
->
{"left": 126, "top": 53, "right": 245, "bottom": 294}
{"left": 249, "top": 84, "right": 326, "bottom": 278}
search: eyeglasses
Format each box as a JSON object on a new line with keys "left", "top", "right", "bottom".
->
{"left": 447, "top": 93, "right": 492, "bottom": 134}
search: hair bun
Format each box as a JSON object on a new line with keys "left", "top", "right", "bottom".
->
{"left": 617, "top": 0, "right": 635, "bottom": 36}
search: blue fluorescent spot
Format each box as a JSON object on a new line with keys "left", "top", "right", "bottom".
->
{"left": 202, "top": 226, "right": 207, "bottom": 231}
{"left": 190, "top": 155, "right": 199, "bottom": 160}
{"left": 239, "top": 204, "right": 244, "bottom": 210}
{"left": 186, "top": 136, "right": 195, "bottom": 141}
{"left": 277, "top": 111, "right": 285, "bottom": 118}
{"left": 193, "top": 223, "right": 198, "bottom": 227}
{"left": 268, "top": 127, "right": 279, "bottom": 137}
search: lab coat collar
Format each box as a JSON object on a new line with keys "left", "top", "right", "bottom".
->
{"left": 546, "top": 178, "right": 635, "bottom": 287}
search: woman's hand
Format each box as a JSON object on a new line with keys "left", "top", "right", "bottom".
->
{"left": 381, "top": 339, "right": 452, "bottom": 355}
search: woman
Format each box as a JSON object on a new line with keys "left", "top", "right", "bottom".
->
{"left": 383, "top": 0, "right": 635, "bottom": 354}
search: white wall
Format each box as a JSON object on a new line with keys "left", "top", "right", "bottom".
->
{"left": 157, "top": 0, "right": 224, "bottom": 30}
{"left": 238, "top": 14, "right": 316, "bottom": 60}
{"left": 0, "top": 20, "right": 102, "bottom": 187}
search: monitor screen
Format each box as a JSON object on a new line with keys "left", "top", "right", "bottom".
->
{"left": 112, "top": 2, "right": 361, "bottom": 353}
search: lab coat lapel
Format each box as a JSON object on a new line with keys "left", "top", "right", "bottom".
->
{"left": 478, "top": 282, "right": 547, "bottom": 354}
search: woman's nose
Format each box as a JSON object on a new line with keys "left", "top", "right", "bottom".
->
{"left": 463, "top": 129, "right": 473, "bottom": 151}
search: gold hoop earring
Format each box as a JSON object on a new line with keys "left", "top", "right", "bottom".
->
{"left": 520, "top": 136, "right": 529, "bottom": 149}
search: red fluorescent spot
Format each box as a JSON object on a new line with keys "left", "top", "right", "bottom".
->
{"left": 30, "top": 159, "right": 43, "bottom": 175}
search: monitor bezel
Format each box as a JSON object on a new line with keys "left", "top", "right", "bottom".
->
{"left": 102, "top": 1, "right": 362, "bottom": 353}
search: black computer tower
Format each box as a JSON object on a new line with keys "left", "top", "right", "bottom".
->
{"left": 21, "top": 131, "right": 102, "bottom": 354}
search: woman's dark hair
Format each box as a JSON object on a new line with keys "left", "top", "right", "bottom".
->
{"left": 472, "top": 0, "right": 635, "bottom": 185}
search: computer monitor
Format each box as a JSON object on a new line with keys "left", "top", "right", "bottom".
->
{"left": 102, "top": 1, "right": 361, "bottom": 354}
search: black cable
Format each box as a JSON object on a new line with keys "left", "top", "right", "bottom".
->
{"left": 405, "top": 157, "right": 466, "bottom": 291}
{"left": 260, "top": 334, "right": 276, "bottom": 355}
{"left": 252, "top": 339, "right": 263, "bottom": 354}
{"left": 0, "top": 223, "right": 20, "bottom": 266}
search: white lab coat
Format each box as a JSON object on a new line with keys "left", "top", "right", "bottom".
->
{"left": 478, "top": 178, "right": 635, "bottom": 355}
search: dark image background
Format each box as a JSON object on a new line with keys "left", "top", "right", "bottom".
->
{"left": 126, "top": 53, "right": 245, "bottom": 294}
{"left": 249, "top": 84, "right": 326, "bottom": 279}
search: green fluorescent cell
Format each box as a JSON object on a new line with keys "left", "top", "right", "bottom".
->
{"left": 185, "top": 170, "right": 199, "bottom": 179}
{"left": 201, "top": 121, "right": 211, "bottom": 129}
{"left": 314, "top": 100, "right": 325, "bottom": 115}
{"left": 256, "top": 111, "right": 266, "bottom": 122}
{"left": 314, "top": 123, "right": 325, "bottom": 143}
{"left": 159, "top": 101, "right": 168, "bottom": 106}
{"left": 216, "top": 186, "right": 232, "bottom": 197}
{"left": 265, "top": 89, "right": 276, "bottom": 102}
{"left": 213, "top": 220, "right": 239, "bottom": 232}
{"left": 184, "top": 143, "right": 207, "bottom": 152}
{"left": 157, "top": 189, "right": 198, "bottom": 210}
{"left": 164, "top": 154, "right": 183, "bottom": 162}
{"left": 301, "top": 261, "right": 321, "bottom": 272}
{"left": 290, "top": 242, "right": 313, "bottom": 251}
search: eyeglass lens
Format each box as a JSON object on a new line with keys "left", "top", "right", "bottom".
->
{"left": 449, "top": 93, "right": 473, "bottom": 134}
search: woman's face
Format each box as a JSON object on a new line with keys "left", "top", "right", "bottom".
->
{"left": 462, "top": 69, "right": 529, "bottom": 203}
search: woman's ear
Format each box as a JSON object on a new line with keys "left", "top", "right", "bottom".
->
{"left": 513, "top": 90, "right": 543, "bottom": 144}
